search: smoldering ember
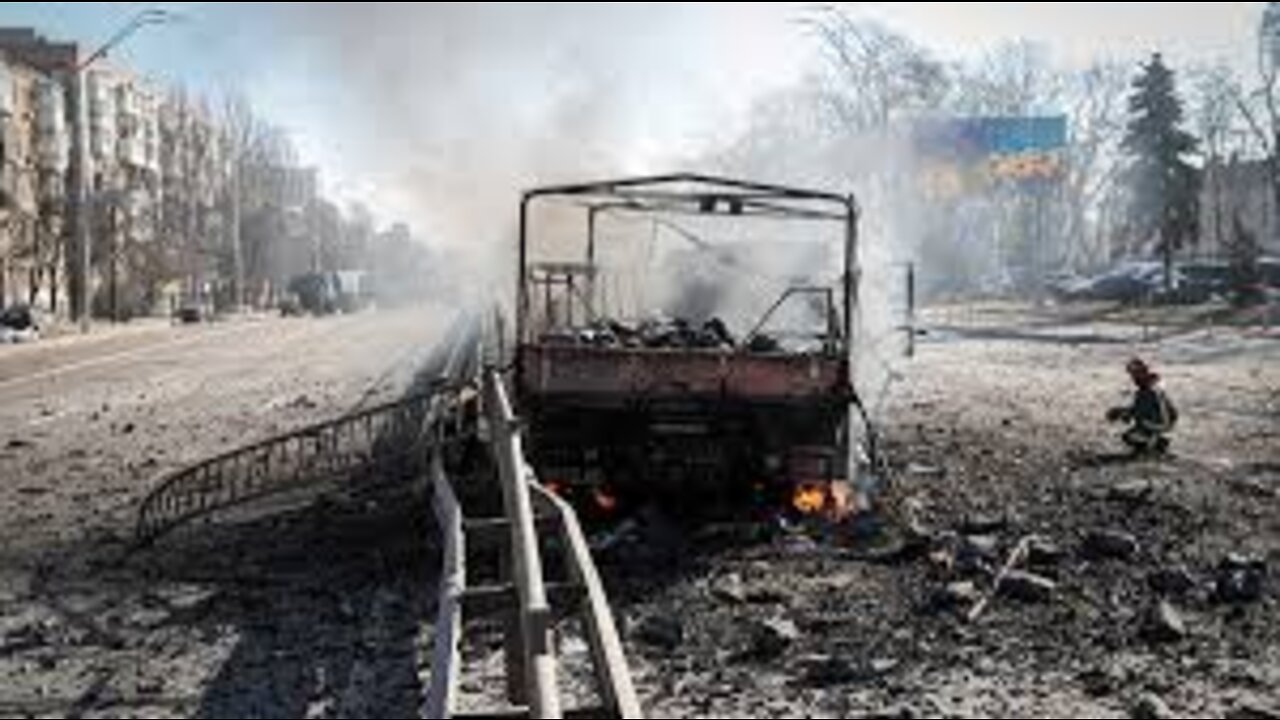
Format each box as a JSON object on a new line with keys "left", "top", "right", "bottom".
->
{"left": 0, "top": 3, "right": 1278, "bottom": 719}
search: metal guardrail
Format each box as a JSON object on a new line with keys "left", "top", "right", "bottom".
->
{"left": 135, "top": 391, "right": 435, "bottom": 546}
{"left": 425, "top": 422, "right": 467, "bottom": 719}
{"left": 135, "top": 312, "right": 485, "bottom": 548}
{"left": 484, "top": 369, "right": 564, "bottom": 718}
{"left": 438, "top": 369, "right": 641, "bottom": 720}
{"left": 529, "top": 483, "right": 643, "bottom": 719}
{"left": 133, "top": 310, "right": 639, "bottom": 718}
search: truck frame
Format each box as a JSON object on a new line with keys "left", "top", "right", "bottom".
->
{"left": 513, "top": 173, "right": 862, "bottom": 515}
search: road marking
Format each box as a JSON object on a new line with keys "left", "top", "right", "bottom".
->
{"left": 0, "top": 322, "right": 273, "bottom": 394}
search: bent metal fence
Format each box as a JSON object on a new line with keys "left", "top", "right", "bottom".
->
{"left": 134, "top": 391, "right": 436, "bottom": 546}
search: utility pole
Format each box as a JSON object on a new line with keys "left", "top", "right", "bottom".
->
{"left": 69, "top": 9, "right": 176, "bottom": 333}
{"left": 230, "top": 154, "right": 244, "bottom": 311}
{"left": 1261, "top": 3, "right": 1280, "bottom": 251}
{"left": 70, "top": 66, "right": 91, "bottom": 330}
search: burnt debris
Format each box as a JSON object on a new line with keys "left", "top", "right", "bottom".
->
{"left": 540, "top": 315, "right": 796, "bottom": 353}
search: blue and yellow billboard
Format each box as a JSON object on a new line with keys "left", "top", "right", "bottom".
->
{"left": 913, "top": 116, "right": 1067, "bottom": 197}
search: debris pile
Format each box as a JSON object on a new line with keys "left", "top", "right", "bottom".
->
{"left": 593, "top": 440, "right": 1279, "bottom": 719}
{"left": 543, "top": 316, "right": 793, "bottom": 353}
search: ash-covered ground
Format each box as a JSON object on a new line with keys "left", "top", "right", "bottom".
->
{"left": 0, "top": 307, "right": 451, "bottom": 720}
{"left": 0, "top": 303, "right": 1276, "bottom": 719}
{"left": 601, "top": 306, "right": 1280, "bottom": 719}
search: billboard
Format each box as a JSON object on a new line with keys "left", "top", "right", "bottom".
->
{"left": 913, "top": 116, "right": 1067, "bottom": 196}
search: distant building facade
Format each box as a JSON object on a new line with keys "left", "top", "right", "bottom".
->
{"left": 1200, "top": 158, "right": 1280, "bottom": 259}
{"left": 0, "top": 30, "right": 78, "bottom": 314}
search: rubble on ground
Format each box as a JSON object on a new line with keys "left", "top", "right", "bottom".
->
{"left": 2, "top": 307, "right": 1276, "bottom": 719}
{"left": 543, "top": 315, "right": 800, "bottom": 354}
{"left": 588, "top": 318, "right": 1280, "bottom": 718}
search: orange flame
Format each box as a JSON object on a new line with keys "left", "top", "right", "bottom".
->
{"left": 792, "top": 482, "right": 827, "bottom": 515}
{"left": 792, "top": 480, "right": 857, "bottom": 520}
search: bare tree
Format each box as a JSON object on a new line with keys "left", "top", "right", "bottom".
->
{"left": 758, "top": 13, "right": 1140, "bottom": 296}
{"left": 1060, "top": 62, "right": 1132, "bottom": 267}
{"left": 218, "top": 92, "right": 302, "bottom": 305}
{"left": 1231, "top": 4, "right": 1280, "bottom": 248}
{"left": 952, "top": 52, "right": 1139, "bottom": 271}
{"left": 704, "top": 76, "right": 848, "bottom": 188}
{"left": 803, "top": 7, "right": 949, "bottom": 133}
{"left": 220, "top": 93, "right": 254, "bottom": 309}
{"left": 1187, "top": 63, "right": 1246, "bottom": 256}
{"left": 220, "top": 92, "right": 289, "bottom": 307}
{"left": 951, "top": 41, "right": 1064, "bottom": 117}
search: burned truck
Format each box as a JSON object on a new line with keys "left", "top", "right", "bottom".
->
{"left": 513, "top": 174, "right": 865, "bottom": 517}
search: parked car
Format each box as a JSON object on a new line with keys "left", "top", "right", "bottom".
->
{"left": 1178, "top": 260, "right": 1232, "bottom": 297}
{"left": 1052, "top": 260, "right": 1219, "bottom": 305}
{"left": 1051, "top": 261, "right": 1167, "bottom": 303}
{"left": 0, "top": 304, "right": 40, "bottom": 343}
{"left": 1261, "top": 258, "right": 1280, "bottom": 288}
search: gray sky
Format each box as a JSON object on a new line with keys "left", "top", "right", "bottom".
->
{"left": 246, "top": 2, "right": 1269, "bottom": 234}
{"left": 859, "top": 3, "right": 1260, "bottom": 67}
{"left": 0, "top": 2, "right": 1267, "bottom": 236}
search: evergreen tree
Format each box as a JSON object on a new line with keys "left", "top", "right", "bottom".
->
{"left": 1122, "top": 53, "right": 1202, "bottom": 291}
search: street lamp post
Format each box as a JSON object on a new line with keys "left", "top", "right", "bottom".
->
{"left": 70, "top": 8, "right": 175, "bottom": 333}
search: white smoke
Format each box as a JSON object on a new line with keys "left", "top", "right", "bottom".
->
{"left": 223, "top": 3, "right": 916, "bottom": 409}
{"left": 221, "top": 4, "right": 801, "bottom": 288}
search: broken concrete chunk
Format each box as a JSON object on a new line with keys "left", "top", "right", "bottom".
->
{"left": 1132, "top": 693, "right": 1174, "bottom": 719}
{"left": 1148, "top": 566, "right": 1196, "bottom": 597}
{"left": 711, "top": 573, "right": 747, "bottom": 605}
{"left": 1109, "top": 480, "right": 1154, "bottom": 504}
{"left": 1083, "top": 530, "right": 1140, "bottom": 561}
{"left": 935, "top": 580, "right": 982, "bottom": 610}
{"left": 960, "top": 535, "right": 1000, "bottom": 562}
{"left": 958, "top": 513, "right": 1007, "bottom": 536}
{"left": 745, "top": 617, "right": 800, "bottom": 661}
{"left": 1079, "top": 664, "right": 1124, "bottom": 698}
{"left": 1142, "top": 600, "right": 1187, "bottom": 644}
{"left": 1000, "top": 570, "right": 1057, "bottom": 603}
{"left": 633, "top": 614, "right": 684, "bottom": 652}
{"left": 1215, "top": 555, "right": 1267, "bottom": 605}
{"left": 796, "top": 654, "right": 858, "bottom": 687}
{"left": 1027, "top": 538, "right": 1066, "bottom": 567}
{"left": 1225, "top": 701, "right": 1280, "bottom": 720}
{"left": 906, "top": 463, "right": 945, "bottom": 478}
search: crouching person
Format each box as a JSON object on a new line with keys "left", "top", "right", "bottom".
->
{"left": 1106, "top": 358, "right": 1178, "bottom": 455}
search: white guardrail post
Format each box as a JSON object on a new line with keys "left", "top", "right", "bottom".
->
{"left": 425, "top": 451, "right": 465, "bottom": 718}
{"left": 486, "top": 371, "right": 563, "bottom": 719}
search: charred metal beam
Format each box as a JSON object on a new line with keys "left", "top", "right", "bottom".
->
{"left": 524, "top": 172, "right": 850, "bottom": 206}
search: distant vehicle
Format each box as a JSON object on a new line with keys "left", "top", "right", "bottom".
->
{"left": 0, "top": 304, "right": 40, "bottom": 343}
{"left": 172, "top": 304, "right": 205, "bottom": 324}
{"left": 1178, "top": 260, "right": 1232, "bottom": 298}
{"left": 1166, "top": 257, "right": 1279, "bottom": 304}
{"left": 1261, "top": 258, "right": 1280, "bottom": 288}
{"left": 1044, "top": 270, "right": 1086, "bottom": 298}
{"left": 284, "top": 270, "right": 373, "bottom": 316}
{"left": 285, "top": 272, "right": 338, "bottom": 315}
{"left": 1052, "top": 261, "right": 1216, "bottom": 305}
{"left": 1051, "top": 261, "right": 1167, "bottom": 303}
{"left": 0, "top": 304, "right": 37, "bottom": 331}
